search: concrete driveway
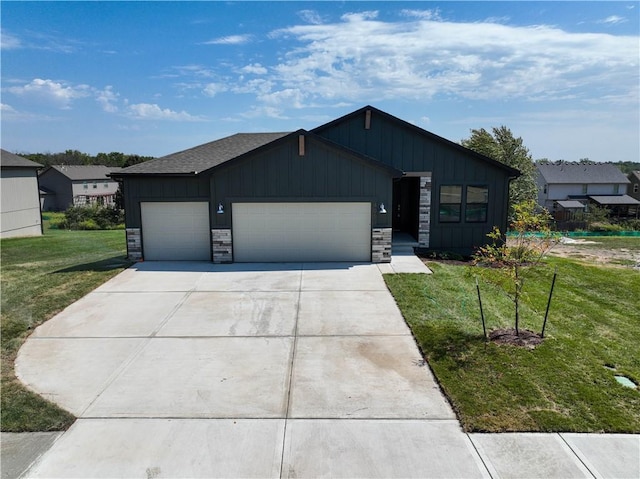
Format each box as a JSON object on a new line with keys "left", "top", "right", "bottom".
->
{"left": 16, "top": 261, "right": 488, "bottom": 478}
{"left": 16, "top": 261, "right": 636, "bottom": 479}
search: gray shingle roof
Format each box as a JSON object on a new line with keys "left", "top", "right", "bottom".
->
{"left": 115, "top": 132, "right": 290, "bottom": 175}
{"left": 46, "top": 165, "right": 122, "bottom": 180}
{"left": 537, "top": 163, "right": 629, "bottom": 184}
{"left": 0, "top": 149, "right": 42, "bottom": 168}
{"left": 589, "top": 195, "right": 640, "bottom": 205}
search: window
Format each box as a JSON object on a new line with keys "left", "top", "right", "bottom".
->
{"left": 543, "top": 184, "right": 548, "bottom": 194}
{"left": 466, "top": 186, "right": 489, "bottom": 222}
{"left": 439, "top": 185, "right": 462, "bottom": 222}
{"left": 93, "top": 181, "right": 98, "bottom": 189}
{"left": 582, "top": 184, "right": 588, "bottom": 194}
{"left": 634, "top": 184, "right": 639, "bottom": 194}
{"left": 83, "top": 181, "right": 88, "bottom": 189}
{"left": 613, "top": 184, "right": 619, "bottom": 194}
{"left": 104, "top": 182, "right": 109, "bottom": 188}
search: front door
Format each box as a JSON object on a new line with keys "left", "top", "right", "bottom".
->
{"left": 392, "top": 177, "right": 419, "bottom": 240}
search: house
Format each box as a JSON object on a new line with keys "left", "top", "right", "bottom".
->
{"left": 112, "top": 106, "right": 520, "bottom": 262}
{"left": 536, "top": 163, "right": 640, "bottom": 219}
{"left": 0, "top": 149, "right": 43, "bottom": 238}
{"left": 38, "top": 165, "right": 122, "bottom": 211}
{"left": 628, "top": 171, "right": 640, "bottom": 202}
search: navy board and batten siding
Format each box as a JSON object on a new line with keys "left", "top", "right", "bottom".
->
{"left": 209, "top": 133, "right": 398, "bottom": 230}
{"left": 313, "top": 108, "right": 516, "bottom": 254}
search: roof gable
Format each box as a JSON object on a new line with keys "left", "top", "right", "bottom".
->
{"left": 313, "top": 105, "right": 521, "bottom": 177}
{"left": 0, "top": 149, "right": 42, "bottom": 169}
{"left": 214, "top": 129, "right": 403, "bottom": 178}
{"left": 537, "top": 163, "right": 629, "bottom": 184}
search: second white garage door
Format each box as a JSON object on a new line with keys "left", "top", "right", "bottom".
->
{"left": 232, "top": 202, "right": 371, "bottom": 262}
{"left": 141, "top": 202, "right": 210, "bottom": 260}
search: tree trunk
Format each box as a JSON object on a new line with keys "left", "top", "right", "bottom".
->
{"left": 514, "top": 266, "right": 520, "bottom": 335}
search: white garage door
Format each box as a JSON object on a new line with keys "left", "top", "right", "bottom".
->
{"left": 233, "top": 202, "right": 371, "bottom": 262}
{"left": 141, "top": 202, "right": 210, "bottom": 260}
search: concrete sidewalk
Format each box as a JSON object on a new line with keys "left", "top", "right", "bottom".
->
{"left": 7, "top": 261, "right": 640, "bottom": 478}
{"left": 3, "top": 430, "right": 637, "bottom": 478}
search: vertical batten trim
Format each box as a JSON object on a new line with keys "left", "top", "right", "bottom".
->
{"left": 298, "top": 135, "right": 305, "bottom": 156}
{"left": 365, "top": 110, "right": 371, "bottom": 130}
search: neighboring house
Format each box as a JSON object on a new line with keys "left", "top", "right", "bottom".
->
{"left": 38, "top": 165, "right": 122, "bottom": 211}
{"left": 113, "top": 106, "right": 520, "bottom": 262}
{"left": 628, "top": 171, "right": 640, "bottom": 202}
{"left": 0, "top": 149, "right": 43, "bottom": 238}
{"left": 536, "top": 163, "right": 640, "bottom": 219}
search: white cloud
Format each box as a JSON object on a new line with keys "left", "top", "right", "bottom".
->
{"left": 203, "top": 34, "right": 252, "bottom": 45}
{"left": 598, "top": 15, "right": 627, "bottom": 25}
{"left": 400, "top": 9, "right": 442, "bottom": 21}
{"left": 240, "top": 63, "right": 268, "bottom": 75}
{"left": 0, "top": 103, "right": 56, "bottom": 121}
{"left": 7, "top": 78, "right": 91, "bottom": 109}
{"left": 257, "top": 13, "right": 638, "bottom": 109}
{"left": 127, "top": 103, "right": 205, "bottom": 121}
{"left": 298, "top": 9, "right": 323, "bottom": 25}
{"left": 203, "top": 82, "right": 227, "bottom": 97}
{"left": 1, "top": 30, "right": 22, "bottom": 50}
{"left": 96, "top": 86, "right": 119, "bottom": 113}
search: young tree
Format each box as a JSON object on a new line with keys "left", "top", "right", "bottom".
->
{"left": 472, "top": 201, "right": 559, "bottom": 336}
{"left": 462, "top": 126, "right": 538, "bottom": 215}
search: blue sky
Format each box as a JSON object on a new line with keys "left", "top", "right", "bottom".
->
{"left": 2, "top": 1, "right": 638, "bottom": 162}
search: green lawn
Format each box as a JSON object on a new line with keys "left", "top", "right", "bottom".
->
{"left": 385, "top": 257, "right": 640, "bottom": 432}
{"left": 1, "top": 227, "right": 130, "bottom": 431}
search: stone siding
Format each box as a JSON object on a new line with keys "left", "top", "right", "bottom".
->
{"left": 371, "top": 227, "right": 392, "bottom": 263}
{"left": 211, "top": 229, "right": 233, "bottom": 263}
{"left": 418, "top": 176, "right": 432, "bottom": 247}
{"left": 125, "top": 228, "right": 142, "bottom": 261}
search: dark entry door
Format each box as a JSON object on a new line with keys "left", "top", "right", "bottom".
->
{"left": 392, "top": 177, "right": 420, "bottom": 239}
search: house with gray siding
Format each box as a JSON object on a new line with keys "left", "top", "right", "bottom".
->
{"left": 113, "top": 106, "right": 520, "bottom": 262}
{"left": 38, "top": 165, "right": 122, "bottom": 211}
{"left": 536, "top": 163, "right": 639, "bottom": 219}
{"left": 1, "top": 149, "right": 43, "bottom": 238}
{"left": 629, "top": 171, "right": 640, "bottom": 202}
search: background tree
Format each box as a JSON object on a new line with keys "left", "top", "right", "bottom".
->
{"left": 462, "top": 126, "right": 538, "bottom": 216}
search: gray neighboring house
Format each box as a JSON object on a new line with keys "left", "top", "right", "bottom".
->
{"left": 113, "top": 106, "right": 520, "bottom": 263}
{"left": 628, "top": 171, "right": 640, "bottom": 202}
{"left": 536, "top": 163, "right": 640, "bottom": 219}
{"left": 0, "top": 149, "right": 43, "bottom": 238}
{"left": 38, "top": 165, "right": 122, "bottom": 211}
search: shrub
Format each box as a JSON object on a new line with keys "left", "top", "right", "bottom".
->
{"left": 58, "top": 205, "right": 124, "bottom": 230}
{"left": 589, "top": 222, "right": 623, "bottom": 232}
{"left": 620, "top": 219, "right": 640, "bottom": 231}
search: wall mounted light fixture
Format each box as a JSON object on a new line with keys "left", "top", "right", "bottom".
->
{"left": 379, "top": 203, "right": 387, "bottom": 214}
{"left": 217, "top": 203, "right": 224, "bottom": 214}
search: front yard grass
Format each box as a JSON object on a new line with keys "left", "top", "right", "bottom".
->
{"left": 385, "top": 256, "right": 640, "bottom": 432}
{"left": 1, "top": 228, "right": 130, "bottom": 431}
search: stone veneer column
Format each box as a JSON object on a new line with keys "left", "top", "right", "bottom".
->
{"left": 211, "top": 229, "right": 233, "bottom": 263}
{"left": 371, "top": 227, "right": 392, "bottom": 263}
{"left": 125, "top": 228, "right": 142, "bottom": 261}
{"left": 418, "top": 176, "right": 432, "bottom": 248}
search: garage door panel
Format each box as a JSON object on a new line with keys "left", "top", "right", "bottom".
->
{"left": 233, "top": 202, "right": 371, "bottom": 262}
{"left": 141, "top": 202, "right": 210, "bottom": 261}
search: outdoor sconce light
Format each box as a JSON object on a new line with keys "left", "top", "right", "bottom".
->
{"left": 217, "top": 203, "right": 224, "bottom": 214}
{"left": 379, "top": 203, "right": 387, "bottom": 214}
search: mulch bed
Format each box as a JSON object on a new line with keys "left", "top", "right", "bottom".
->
{"left": 489, "top": 328, "right": 543, "bottom": 348}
